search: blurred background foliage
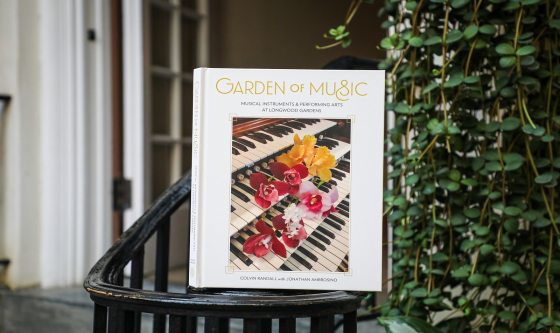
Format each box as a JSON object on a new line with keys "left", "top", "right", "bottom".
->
{"left": 321, "top": 0, "right": 560, "bottom": 331}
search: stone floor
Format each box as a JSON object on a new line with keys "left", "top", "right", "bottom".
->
{"left": 0, "top": 285, "right": 382, "bottom": 332}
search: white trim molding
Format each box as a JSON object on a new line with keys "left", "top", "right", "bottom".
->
{"left": 38, "top": 0, "right": 112, "bottom": 287}
{"left": 123, "top": 0, "right": 146, "bottom": 229}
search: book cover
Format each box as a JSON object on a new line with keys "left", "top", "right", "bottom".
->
{"left": 190, "top": 68, "right": 385, "bottom": 291}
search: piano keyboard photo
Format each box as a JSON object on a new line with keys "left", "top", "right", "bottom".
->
{"left": 229, "top": 117, "right": 352, "bottom": 273}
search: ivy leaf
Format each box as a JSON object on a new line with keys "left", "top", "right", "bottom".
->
{"left": 423, "top": 82, "right": 439, "bottom": 94}
{"left": 499, "top": 56, "right": 516, "bottom": 68}
{"left": 381, "top": 37, "right": 394, "bottom": 49}
{"left": 480, "top": 244, "right": 494, "bottom": 255}
{"left": 479, "top": 24, "right": 497, "bottom": 34}
{"left": 549, "top": 19, "right": 560, "bottom": 29}
{"left": 535, "top": 172, "right": 559, "bottom": 185}
{"left": 424, "top": 36, "right": 442, "bottom": 46}
{"left": 378, "top": 317, "right": 442, "bottom": 333}
{"left": 406, "top": 174, "right": 420, "bottom": 186}
{"left": 409, "top": 36, "right": 424, "bottom": 47}
{"left": 451, "top": 0, "right": 470, "bottom": 8}
{"left": 496, "top": 43, "right": 515, "bottom": 55}
{"left": 446, "top": 30, "right": 463, "bottom": 44}
{"left": 411, "top": 287, "right": 428, "bottom": 297}
{"left": 516, "top": 45, "right": 536, "bottom": 56}
{"left": 464, "top": 24, "right": 478, "bottom": 39}
{"left": 504, "top": 206, "right": 522, "bottom": 216}
{"left": 500, "top": 261, "right": 520, "bottom": 275}
{"left": 468, "top": 273, "right": 489, "bottom": 286}
{"left": 501, "top": 117, "right": 521, "bottom": 131}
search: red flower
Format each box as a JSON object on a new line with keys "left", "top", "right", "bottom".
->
{"left": 250, "top": 172, "right": 290, "bottom": 208}
{"left": 269, "top": 162, "right": 309, "bottom": 195}
{"left": 243, "top": 220, "right": 287, "bottom": 257}
{"left": 272, "top": 208, "right": 308, "bottom": 248}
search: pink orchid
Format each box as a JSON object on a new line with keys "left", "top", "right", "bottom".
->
{"left": 296, "top": 181, "right": 338, "bottom": 219}
{"left": 269, "top": 162, "right": 309, "bottom": 195}
{"left": 243, "top": 220, "right": 287, "bottom": 257}
{"left": 249, "top": 172, "right": 290, "bottom": 208}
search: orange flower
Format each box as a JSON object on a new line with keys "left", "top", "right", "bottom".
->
{"left": 307, "top": 146, "right": 336, "bottom": 182}
{"left": 277, "top": 134, "right": 317, "bottom": 167}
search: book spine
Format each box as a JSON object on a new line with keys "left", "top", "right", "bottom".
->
{"left": 189, "top": 68, "right": 204, "bottom": 287}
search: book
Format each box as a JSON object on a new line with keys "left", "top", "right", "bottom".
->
{"left": 189, "top": 68, "right": 385, "bottom": 291}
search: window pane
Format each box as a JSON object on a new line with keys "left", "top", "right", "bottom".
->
{"left": 151, "top": 144, "right": 173, "bottom": 199}
{"left": 151, "top": 76, "right": 172, "bottom": 135}
{"left": 181, "top": 18, "right": 198, "bottom": 72}
{"left": 150, "top": 5, "right": 172, "bottom": 67}
{"left": 182, "top": 82, "right": 193, "bottom": 138}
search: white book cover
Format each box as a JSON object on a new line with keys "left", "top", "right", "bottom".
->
{"left": 189, "top": 68, "right": 385, "bottom": 291}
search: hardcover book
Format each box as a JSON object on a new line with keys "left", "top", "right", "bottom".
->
{"left": 189, "top": 68, "right": 385, "bottom": 291}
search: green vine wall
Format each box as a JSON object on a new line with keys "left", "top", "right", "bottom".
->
{"left": 321, "top": 0, "right": 560, "bottom": 331}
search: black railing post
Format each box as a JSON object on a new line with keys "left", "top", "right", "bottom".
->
{"left": 153, "top": 218, "right": 170, "bottom": 333}
{"left": 93, "top": 303, "right": 108, "bottom": 333}
{"left": 124, "top": 247, "right": 144, "bottom": 333}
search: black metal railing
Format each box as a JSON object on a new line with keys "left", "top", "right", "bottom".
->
{"left": 84, "top": 172, "right": 362, "bottom": 332}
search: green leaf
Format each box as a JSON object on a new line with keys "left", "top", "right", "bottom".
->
{"left": 535, "top": 171, "right": 560, "bottom": 185}
{"left": 464, "top": 24, "right": 478, "bottom": 39}
{"left": 452, "top": 265, "right": 471, "bottom": 278}
{"left": 406, "top": 174, "right": 420, "bottom": 186}
{"left": 424, "top": 36, "right": 442, "bottom": 46}
{"left": 378, "top": 317, "right": 442, "bottom": 333}
{"left": 496, "top": 43, "right": 515, "bottom": 55}
{"left": 409, "top": 36, "right": 424, "bottom": 47}
{"left": 423, "top": 82, "right": 439, "bottom": 94}
{"left": 516, "top": 45, "right": 536, "bottom": 56}
{"left": 504, "top": 206, "right": 522, "bottom": 216}
{"left": 451, "top": 0, "right": 470, "bottom": 8}
{"left": 411, "top": 287, "right": 428, "bottom": 297}
{"left": 468, "top": 273, "right": 489, "bottom": 286}
{"left": 479, "top": 24, "right": 497, "bottom": 34}
{"left": 446, "top": 182, "right": 460, "bottom": 192}
{"left": 464, "top": 207, "right": 481, "bottom": 218}
{"left": 501, "top": 117, "right": 521, "bottom": 131}
{"left": 498, "top": 311, "right": 516, "bottom": 321}
{"left": 480, "top": 244, "right": 494, "bottom": 255}
{"left": 381, "top": 37, "right": 394, "bottom": 49}
{"left": 500, "top": 261, "right": 520, "bottom": 275}
{"left": 549, "top": 19, "right": 560, "bottom": 29}
{"left": 499, "top": 56, "right": 516, "bottom": 68}
{"left": 405, "top": 1, "right": 418, "bottom": 10}
{"left": 446, "top": 30, "right": 463, "bottom": 44}
{"left": 443, "top": 75, "right": 463, "bottom": 88}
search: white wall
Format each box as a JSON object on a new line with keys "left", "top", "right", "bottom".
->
{"left": 0, "top": 0, "right": 42, "bottom": 287}
{"left": 0, "top": 0, "right": 112, "bottom": 289}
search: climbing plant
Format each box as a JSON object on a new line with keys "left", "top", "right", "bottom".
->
{"left": 320, "top": 0, "right": 560, "bottom": 331}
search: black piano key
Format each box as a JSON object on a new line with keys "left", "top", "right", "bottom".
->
{"left": 262, "top": 128, "right": 283, "bottom": 137}
{"left": 317, "top": 226, "right": 335, "bottom": 239}
{"left": 328, "top": 214, "right": 346, "bottom": 226}
{"left": 321, "top": 138, "right": 340, "bottom": 147}
{"left": 246, "top": 134, "right": 267, "bottom": 144}
{"left": 234, "top": 137, "right": 256, "bottom": 149}
{"left": 280, "top": 264, "right": 292, "bottom": 271}
{"left": 285, "top": 122, "right": 304, "bottom": 130}
{"left": 275, "top": 125, "right": 294, "bottom": 133}
{"left": 311, "top": 232, "right": 331, "bottom": 245}
{"left": 337, "top": 208, "right": 349, "bottom": 218}
{"left": 338, "top": 202, "right": 350, "bottom": 211}
{"left": 329, "top": 179, "right": 337, "bottom": 186}
{"left": 232, "top": 147, "right": 240, "bottom": 155}
{"left": 236, "top": 182, "right": 256, "bottom": 195}
{"left": 331, "top": 169, "right": 346, "bottom": 179}
{"left": 259, "top": 168, "right": 273, "bottom": 177}
{"left": 297, "top": 119, "right": 314, "bottom": 125}
{"left": 232, "top": 141, "right": 248, "bottom": 152}
{"left": 231, "top": 188, "right": 250, "bottom": 202}
{"left": 298, "top": 246, "right": 318, "bottom": 262}
{"left": 316, "top": 140, "right": 336, "bottom": 149}
{"left": 231, "top": 206, "right": 235, "bottom": 212}
{"left": 254, "top": 132, "right": 274, "bottom": 141}
{"left": 307, "top": 236, "right": 328, "bottom": 250}
{"left": 324, "top": 218, "right": 343, "bottom": 231}
{"left": 230, "top": 243, "right": 253, "bottom": 266}
{"left": 291, "top": 253, "right": 313, "bottom": 270}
